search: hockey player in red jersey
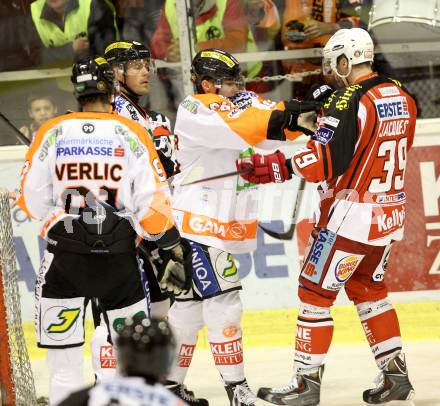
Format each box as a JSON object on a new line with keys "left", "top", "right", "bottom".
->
{"left": 236, "top": 28, "right": 417, "bottom": 405}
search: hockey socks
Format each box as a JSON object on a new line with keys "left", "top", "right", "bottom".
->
{"left": 356, "top": 299, "right": 402, "bottom": 369}
{"left": 293, "top": 302, "right": 334, "bottom": 373}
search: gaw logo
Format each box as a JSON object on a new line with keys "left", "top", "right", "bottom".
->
{"left": 46, "top": 307, "right": 81, "bottom": 334}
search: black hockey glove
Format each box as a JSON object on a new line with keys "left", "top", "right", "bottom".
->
{"left": 283, "top": 99, "right": 321, "bottom": 135}
{"left": 145, "top": 238, "right": 192, "bottom": 296}
{"left": 305, "top": 84, "right": 334, "bottom": 105}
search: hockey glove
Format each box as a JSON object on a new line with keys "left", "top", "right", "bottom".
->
{"left": 236, "top": 151, "right": 291, "bottom": 184}
{"left": 283, "top": 99, "right": 321, "bottom": 135}
{"left": 148, "top": 239, "right": 192, "bottom": 295}
{"left": 305, "top": 84, "right": 334, "bottom": 105}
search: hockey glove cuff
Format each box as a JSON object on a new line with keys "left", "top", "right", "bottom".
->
{"left": 283, "top": 99, "right": 321, "bottom": 136}
{"left": 155, "top": 239, "right": 192, "bottom": 295}
{"left": 305, "top": 84, "right": 334, "bottom": 105}
{"left": 152, "top": 225, "right": 181, "bottom": 250}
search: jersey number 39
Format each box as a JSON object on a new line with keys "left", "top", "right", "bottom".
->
{"left": 369, "top": 138, "right": 407, "bottom": 193}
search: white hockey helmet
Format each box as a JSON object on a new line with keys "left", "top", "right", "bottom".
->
{"left": 322, "top": 28, "right": 374, "bottom": 77}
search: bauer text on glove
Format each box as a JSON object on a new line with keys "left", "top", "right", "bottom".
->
{"left": 235, "top": 151, "right": 291, "bottom": 184}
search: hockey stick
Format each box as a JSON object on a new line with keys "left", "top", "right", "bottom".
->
{"left": 4, "top": 103, "right": 301, "bottom": 240}
{"left": 179, "top": 168, "right": 252, "bottom": 187}
{"left": 258, "top": 177, "right": 306, "bottom": 240}
{"left": 0, "top": 111, "right": 31, "bottom": 146}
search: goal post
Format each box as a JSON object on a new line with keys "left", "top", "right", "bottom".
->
{"left": 0, "top": 188, "right": 37, "bottom": 405}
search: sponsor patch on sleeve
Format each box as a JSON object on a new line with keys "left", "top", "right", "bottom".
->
{"left": 312, "top": 127, "right": 334, "bottom": 145}
{"left": 323, "top": 116, "right": 340, "bottom": 128}
{"left": 378, "top": 86, "right": 400, "bottom": 97}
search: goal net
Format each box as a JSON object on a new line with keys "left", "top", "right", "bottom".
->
{"left": 0, "top": 189, "right": 37, "bottom": 405}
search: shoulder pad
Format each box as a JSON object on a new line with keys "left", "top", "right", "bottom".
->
{"left": 193, "top": 93, "right": 234, "bottom": 111}
{"left": 387, "top": 78, "right": 403, "bottom": 88}
{"left": 324, "top": 84, "right": 363, "bottom": 111}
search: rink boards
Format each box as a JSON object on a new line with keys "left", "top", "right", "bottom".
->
{"left": 0, "top": 118, "right": 439, "bottom": 360}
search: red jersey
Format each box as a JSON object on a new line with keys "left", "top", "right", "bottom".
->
{"left": 288, "top": 73, "right": 417, "bottom": 245}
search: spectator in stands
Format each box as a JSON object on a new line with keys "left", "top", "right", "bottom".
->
{"left": 19, "top": 94, "right": 58, "bottom": 142}
{"left": 122, "top": 0, "right": 166, "bottom": 46}
{"left": 0, "top": 1, "right": 41, "bottom": 72}
{"left": 281, "top": 0, "right": 362, "bottom": 97}
{"left": 150, "top": 0, "right": 262, "bottom": 79}
{"left": 246, "top": 0, "right": 281, "bottom": 51}
{"left": 30, "top": 0, "right": 119, "bottom": 66}
{"left": 244, "top": 0, "right": 282, "bottom": 93}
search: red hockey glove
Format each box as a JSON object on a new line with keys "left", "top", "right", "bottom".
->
{"left": 236, "top": 151, "right": 291, "bottom": 184}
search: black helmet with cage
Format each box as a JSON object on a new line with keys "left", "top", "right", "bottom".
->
{"left": 71, "top": 56, "right": 115, "bottom": 100}
{"left": 116, "top": 317, "right": 176, "bottom": 382}
{"left": 191, "top": 48, "right": 244, "bottom": 93}
{"left": 104, "top": 40, "right": 153, "bottom": 70}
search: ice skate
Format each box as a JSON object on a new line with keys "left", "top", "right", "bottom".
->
{"left": 225, "top": 379, "right": 259, "bottom": 405}
{"left": 165, "top": 381, "right": 209, "bottom": 405}
{"left": 257, "top": 365, "right": 323, "bottom": 406}
{"left": 363, "top": 353, "right": 415, "bottom": 404}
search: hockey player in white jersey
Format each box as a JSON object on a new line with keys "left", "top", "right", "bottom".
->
{"left": 165, "top": 48, "right": 319, "bottom": 406}
{"left": 104, "top": 40, "right": 175, "bottom": 179}
{"left": 89, "top": 41, "right": 177, "bottom": 382}
{"left": 59, "top": 317, "right": 188, "bottom": 406}
{"left": 17, "top": 56, "right": 191, "bottom": 405}
{"left": 105, "top": 40, "right": 176, "bottom": 317}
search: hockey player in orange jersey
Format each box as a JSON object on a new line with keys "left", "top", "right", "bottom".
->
{"left": 17, "top": 57, "right": 192, "bottom": 405}
{"left": 165, "top": 48, "right": 320, "bottom": 406}
{"left": 236, "top": 28, "right": 417, "bottom": 405}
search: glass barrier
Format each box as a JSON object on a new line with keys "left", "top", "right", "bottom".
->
{"left": 0, "top": 0, "right": 440, "bottom": 146}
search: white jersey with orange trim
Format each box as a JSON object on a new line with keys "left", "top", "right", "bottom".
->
{"left": 172, "top": 92, "right": 299, "bottom": 254}
{"left": 287, "top": 74, "right": 417, "bottom": 246}
{"left": 17, "top": 111, "right": 174, "bottom": 239}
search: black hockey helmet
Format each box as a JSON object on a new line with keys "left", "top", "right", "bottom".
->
{"left": 191, "top": 48, "right": 244, "bottom": 92}
{"left": 71, "top": 56, "right": 115, "bottom": 100}
{"left": 104, "top": 40, "right": 151, "bottom": 66}
{"left": 116, "top": 317, "right": 176, "bottom": 382}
